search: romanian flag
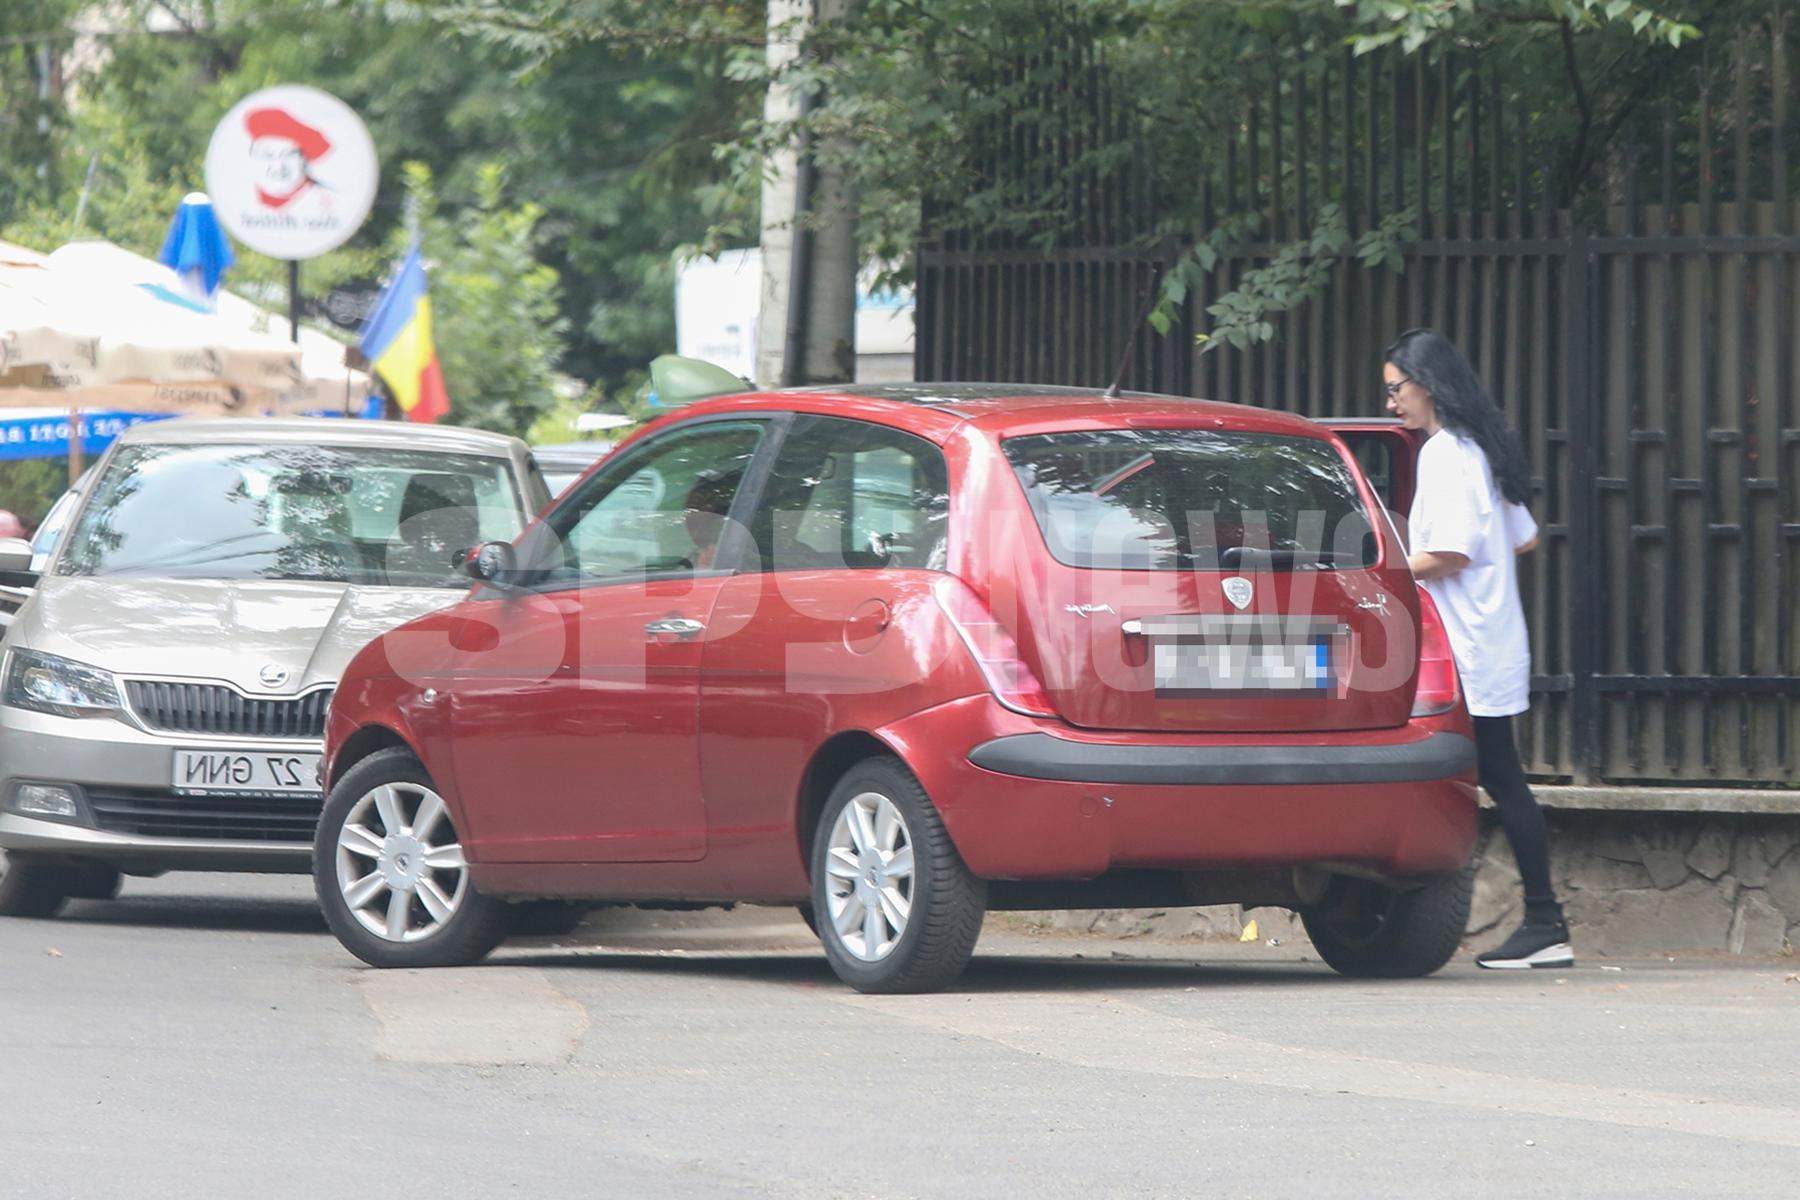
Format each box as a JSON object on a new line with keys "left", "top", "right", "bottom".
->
{"left": 359, "top": 245, "right": 450, "bottom": 423}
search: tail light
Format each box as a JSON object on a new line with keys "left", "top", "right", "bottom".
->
{"left": 1411, "top": 587, "right": 1462, "bottom": 717}
{"left": 933, "top": 577, "right": 1058, "bottom": 718}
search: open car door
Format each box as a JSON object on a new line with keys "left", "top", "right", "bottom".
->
{"left": 1319, "top": 417, "right": 1423, "bottom": 517}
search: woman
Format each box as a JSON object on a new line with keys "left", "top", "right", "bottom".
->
{"left": 1383, "top": 328, "right": 1573, "bottom": 970}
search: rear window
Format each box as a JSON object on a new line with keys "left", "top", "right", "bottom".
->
{"left": 1002, "top": 428, "right": 1376, "bottom": 571}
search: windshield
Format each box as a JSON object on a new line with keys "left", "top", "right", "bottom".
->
{"left": 61, "top": 443, "right": 525, "bottom": 587}
{"left": 1002, "top": 428, "right": 1376, "bottom": 571}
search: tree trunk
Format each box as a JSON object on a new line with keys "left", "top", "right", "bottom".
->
{"left": 756, "top": 0, "right": 858, "bottom": 388}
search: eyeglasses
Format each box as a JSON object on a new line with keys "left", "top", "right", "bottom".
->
{"left": 1382, "top": 377, "right": 1413, "bottom": 399}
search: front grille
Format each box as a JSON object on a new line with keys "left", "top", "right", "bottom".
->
{"left": 124, "top": 681, "right": 331, "bottom": 739}
{"left": 85, "top": 787, "right": 321, "bottom": 843}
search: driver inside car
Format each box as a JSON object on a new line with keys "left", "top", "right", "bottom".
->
{"left": 683, "top": 468, "right": 742, "bottom": 570}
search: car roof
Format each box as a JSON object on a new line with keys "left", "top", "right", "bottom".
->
{"left": 659, "top": 383, "right": 1332, "bottom": 443}
{"left": 531, "top": 442, "right": 611, "bottom": 465}
{"left": 117, "top": 416, "right": 527, "bottom": 457}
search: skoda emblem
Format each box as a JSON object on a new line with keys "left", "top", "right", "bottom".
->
{"left": 1222, "top": 576, "right": 1254, "bottom": 611}
{"left": 258, "top": 663, "right": 290, "bottom": 689}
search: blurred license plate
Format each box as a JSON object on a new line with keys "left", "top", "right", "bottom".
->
{"left": 1154, "top": 640, "right": 1332, "bottom": 694}
{"left": 172, "top": 749, "right": 320, "bottom": 795}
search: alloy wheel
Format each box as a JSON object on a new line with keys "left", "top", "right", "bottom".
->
{"left": 823, "top": 790, "right": 916, "bottom": 962}
{"left": 334, "top": 782, "right": 468, "bottom": 943}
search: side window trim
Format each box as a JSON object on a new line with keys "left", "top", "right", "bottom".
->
{"left": 522, "top": 412, "right": 784, "bottom": 594}
{"left": 711, "top": 411, "right": 793, "bottom": 577}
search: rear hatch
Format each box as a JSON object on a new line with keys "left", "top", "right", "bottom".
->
{"left": 996, "top": 425, "right": 1418, "bottom": 733}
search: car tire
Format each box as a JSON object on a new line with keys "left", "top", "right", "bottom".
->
{"left": 313, "top": 747, "right": 511, "bottom": 969}
{"left": 809, "top": 757, "right": 986, "bottom": 994}
{"left": 0, "top": 851, "right": 72, "bottom": 918}
{"left": 1299, "top": 862, "right": 1474, "bottom": 979}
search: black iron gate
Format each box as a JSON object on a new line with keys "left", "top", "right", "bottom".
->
{"left": 914, "top": 24, "right": 1800, "bottom": 787}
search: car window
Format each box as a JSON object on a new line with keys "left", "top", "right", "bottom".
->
{"left": 1346, "top": 436, "right": 1395, "bottom": 508}
{"left": 30, "top": 486, "right": 81, "bottom": 570}
{"left": 750, "top": 415, "right": 949, "bottom": 572}
{"left": 527, "top": 420, "right": 765, "bottom": 587}
{"left": 345, "top": 468, "right": 519, "bottom": 543}
{"left": 59, "top": 443, "right": 527, "bottom": 588}
{"left": 1002, "top": 428, "right": 1374, "bottom": 571}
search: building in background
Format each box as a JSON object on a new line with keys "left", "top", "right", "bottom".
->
{"left": 676, "top": 249, "right": 914, "bottom": 385}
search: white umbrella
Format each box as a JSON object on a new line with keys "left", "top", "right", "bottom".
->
{"left": 45, "top": 240, "right": 370, "bottom": 411}
{"left": 0, "top": 241, "right": 309, "bottom": 411}
{"left": 0, "top": 239, "right": 314, "bottom": 480}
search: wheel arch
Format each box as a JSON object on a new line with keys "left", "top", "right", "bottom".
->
{"left": 794, "top": 730, "right": 903, "bottom": 875}
{"left": 329, "top": 724, "right": 415, "bottom": 788}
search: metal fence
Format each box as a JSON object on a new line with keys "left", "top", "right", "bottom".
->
{"left": 914, "top": 20, "right": 1800, "bottom": 786}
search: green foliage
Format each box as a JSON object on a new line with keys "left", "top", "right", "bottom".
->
{"left": 1337, "top": 0, "right": 1701, "bottom": 55}
{"left": 1151, "top": 206, "right": 1418, "bottom": 354}
{"left": 0, "top": 459, "right": 70, "bottom": 528}
{"left": 399, "top": 162, "right": 568, "bottom": 436}
{"left": 523, "top": 386, "right": 644, "bottom": 445}
{"left": 0, "top": 2, "right": 83, "bottom": 222}
{"left": 2, "top": 0, "right": 749, "bottom": 433}
{"left": 0, "top": 0, "right": 1770, "bottom": 394}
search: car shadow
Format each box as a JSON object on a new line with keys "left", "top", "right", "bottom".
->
{"left": 55, "top": 893, "right": 328, "bottom": 935}
{"left": 504, "top": 946, "right": 1355, "bottom": 993}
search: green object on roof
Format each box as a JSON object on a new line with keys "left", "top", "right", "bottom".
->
{"left": 646, "top": 355, "right": 751, "bottom": 406}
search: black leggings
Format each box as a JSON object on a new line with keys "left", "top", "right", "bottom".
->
{"left": 1472, "top": 714, "right": 1561, "bottom": 919}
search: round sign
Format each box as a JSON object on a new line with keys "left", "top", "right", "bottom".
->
{"left": 204, "top": 85, "right": 378, "bottom": 260}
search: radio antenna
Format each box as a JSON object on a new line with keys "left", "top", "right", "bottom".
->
{"left": 1102, "top": 262, "right": 1169, "bottom": 399}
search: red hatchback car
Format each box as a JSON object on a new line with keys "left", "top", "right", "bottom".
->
{"left": 312, "top": 385, "right": 1477, "bottom": 992}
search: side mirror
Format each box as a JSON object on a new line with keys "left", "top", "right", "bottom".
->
{"left": 0, "top": 537, "right": 39, "bottom": 588}
{"left": 462, "top": 540, "right": 517, "bottom": 587}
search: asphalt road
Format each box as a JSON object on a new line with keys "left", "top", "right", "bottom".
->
{"left": 3, "top": 874, "right": 1798, "bottom": 1199}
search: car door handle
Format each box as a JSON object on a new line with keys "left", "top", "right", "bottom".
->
{"left": 644, "top": 617, "right": 705, "bottom": 639}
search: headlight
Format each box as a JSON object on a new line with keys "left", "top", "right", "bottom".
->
{"left": 3, "top": 649, "right": 124, "bottom": 719}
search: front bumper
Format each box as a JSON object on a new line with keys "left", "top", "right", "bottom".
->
{"left": 0, "top": 705, "right": 318, "bottom": 872}
{"left": 881, "top": 695, "right": 1482, "bottom": 882}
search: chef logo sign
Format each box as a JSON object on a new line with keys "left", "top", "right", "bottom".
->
{"left": 205, "top": 85, "right": 378, "bottom": 261}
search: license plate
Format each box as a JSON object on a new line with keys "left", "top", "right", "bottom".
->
{"left": 172, "top": 749, "right": 321, "bottom": 795}
{"left": 1154, "top": 639, "right": 1333, "bottom": 694}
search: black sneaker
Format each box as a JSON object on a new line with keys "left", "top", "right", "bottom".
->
{"left": 1476, "top": 919, "right": 1574, "bottom": 970}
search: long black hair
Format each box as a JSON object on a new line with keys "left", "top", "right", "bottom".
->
{"left": 1384, "top": 328, "right": 1532, "bottom": 506}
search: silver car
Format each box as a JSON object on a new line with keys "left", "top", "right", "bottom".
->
{"left": 0, "top": 417, "right": 548, "bottom": 916}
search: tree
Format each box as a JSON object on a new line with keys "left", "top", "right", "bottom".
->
{"left": 397, "top": 162, "right": 568, "bottom": 436}
{"left": 0, "top": 2, "right": 82, "bottom": 223}
{"left": 441, "top": 0, "right": 1765, "bottom": 363}
{"left": 2, "top": 0, "right": 749, "bottom": 429}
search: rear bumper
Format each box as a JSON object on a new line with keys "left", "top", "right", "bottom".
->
{"left": 880, "top": 696, "right": 1481, "bottom": 882}
{"left": 968, "top": 730, "right": 1475, "bottom": 786}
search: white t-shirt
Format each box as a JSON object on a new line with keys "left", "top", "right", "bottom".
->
{"left": 1408, "top": 430, "right": 1537, "bottom": 717}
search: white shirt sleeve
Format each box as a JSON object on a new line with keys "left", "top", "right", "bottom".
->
{"left": 1503, "top": 501, "right": 1539, "bottom": 550}
{"left": 1413, "top": 440, "right": 1486, "bottom": 561}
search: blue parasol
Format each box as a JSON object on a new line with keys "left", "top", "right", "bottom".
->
{"left": 157, "top": 192, "right": 236, "bottom": 308}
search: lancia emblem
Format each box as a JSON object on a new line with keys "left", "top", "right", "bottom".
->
{"left": 258, "top": 663, "right": 290, "bottom": 688}
{"left": 1222, "top": 576, "right": 1254, "bottom": 611}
